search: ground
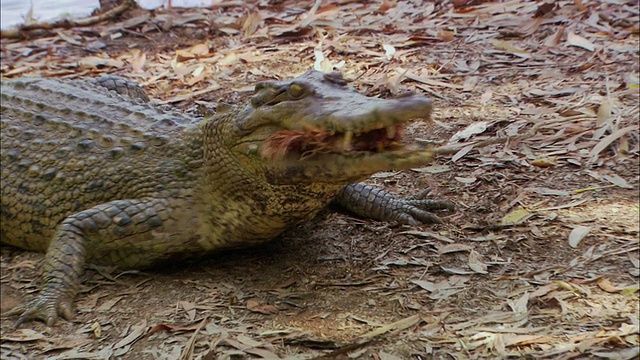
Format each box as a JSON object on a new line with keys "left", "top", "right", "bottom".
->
{"left": 0, "top": 0, "right": 639, "bottom": 359}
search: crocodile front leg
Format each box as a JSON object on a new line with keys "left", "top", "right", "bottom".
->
{"left": 334, "top": 183, "right": 455, "bottom": 225}
{"left": 8, "top": 198, "right": 191, "bottom": 327}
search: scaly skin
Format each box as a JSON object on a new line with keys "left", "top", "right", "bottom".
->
{"left": 0, "top": 71, "right": 453, "bottom": 326}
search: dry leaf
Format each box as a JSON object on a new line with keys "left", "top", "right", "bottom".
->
{"left": 449, "top": 121, "right": 489, "bottom": 143}
{"left": 78, "top": 56, "right": 124, "bottom": 69}
{"left": 97, "top": 296, "right": 124, "bottom": 312}
{"left": 91, "top": 321, "right": 102, "bottom": 339}
{"left": 568, "top": 226, "right": 591, "bottom": 248}
{"left": 480, "top": 90, "right": 492, "bottom": 104}
{"left": 544, "top": 24, "right": 566, "bottom": 47}
{"left": 589, "top": 125, "right": 636, "bottom": 161}
{"left": 378, "top": 0, "right": 397, "bottom": 12}
{"left": 489, "top": 39, "right": 532, "bottom": 58}
{"left": 243, "top": 12, "right": 262, "bottom": 38}
{"left": 148, "top": 320, "right": 205, "bottom": 335}
{"left": 438, "top": 243, "right": 473, "bottom": 254}
{"left": 130, "top": 49, "right": 146, "bottom": 73}
{"left": 246, "top": 299, "right": 278, "bottom": 314}
{"left": 0, "top": 329, "right": 46, "bottom": 342}
{"left": 531, "top": 157, "right": 557, "bottom": 167}
{"left": 113, "top": 320, "right": 147, "bottom": 349}
{"left": 508, "top": 292, "right": 529, "bottom": 315}
{"left": 501, "top": 208, "right": 532, "bottom": 225}
{"left": 597, "top": 278, "right": 622, "bottom": 293}
{"left": 218, "top": 52, "right": 239, "bottom": 66}
{"left": 468, "top": 250, "right": 488, "bottom": 274}
{"left": 567, "top": 32, "right": 595, "bottom": 51}
{"left": 602, "top": 173, "right": 633, "bottom": 189}
{"left": 437, "top": 30, "right": 455, "bottom": 42}
{"left": 452, "top": 144, "right": 475, "bottom": 162}
{"left": 455, "top": 176, "right": 477, "bottom": 184}
{"left": 360, "top": 314, "right": 421, "bottom": 339}
{"left": 596, "top": 100, "right": 613, "bottom": 127}
{"left": 411, "top": 165, "right": 451, "bottom": 174}
{"left": 382, "top": 44, "right": 396, "bottom": 61}
{"left": 534, "top": 2, "right": 555, "bottom": 18}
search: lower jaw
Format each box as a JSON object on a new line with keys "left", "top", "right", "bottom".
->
{"left": 265, "top": 148, "right": 433, "bottom": 185}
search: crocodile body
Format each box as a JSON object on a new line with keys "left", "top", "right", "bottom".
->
{"left": 1, "top": 71, "right": 453, "bottom": 326}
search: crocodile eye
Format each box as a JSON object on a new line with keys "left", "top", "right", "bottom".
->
{"left": 288, "top": 83, "right": 305, "bottom": 99}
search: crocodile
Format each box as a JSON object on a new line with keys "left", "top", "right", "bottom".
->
{"left": 0, "top": 71, "right": 454, "bottom": 327}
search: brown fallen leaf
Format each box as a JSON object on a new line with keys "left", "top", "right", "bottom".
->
{"left": 359, "top": 314, "right": 421, "bottom": 339}
{"left": 437, "top": 30, "right": 455, "bottom": 42}
{"left": 597, "top": 278, "right": 622, "bottom": 293}
{"left": 78, "top": 56, "right": 124, "bottom": 69}
{"left": 246, "top": 299, "right": 278, "bottom": 314}
{"left": 0, "top": 329, "right": 46, "bottom": 342}
{"left": 531, "top": 157, "right": 557, "bottom": 167}
{"left": 438, "top": 243, "right": 473, "bottom": 254}
{"left": 489, "top": 39, "right": 532, "bottom": 58}
{"left": 113, "top": 320, "right": 147, "bottom": 349}
{"left": 148, "top": 319, "right": 206, "bottom": 335}
{"left": 130, "top": 49, "right": 146, "bottom": 73}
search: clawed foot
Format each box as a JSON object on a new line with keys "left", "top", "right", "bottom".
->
{"left": 396, "top": 199, "right": 455, "bottom": 225}
{"left": 6, "top": 293, "right": 74, "bottom": 328}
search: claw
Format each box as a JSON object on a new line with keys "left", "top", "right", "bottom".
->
{"left": 8, "top": 294, "right": 73, "bottom": 328}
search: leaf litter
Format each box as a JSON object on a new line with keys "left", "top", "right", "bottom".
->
{"left": 0, "top": 0, "right": 638, "bottom": 358}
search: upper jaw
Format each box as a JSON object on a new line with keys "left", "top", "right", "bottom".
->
{"left": 261, "top": 94, "right": 433, "bottom": 160}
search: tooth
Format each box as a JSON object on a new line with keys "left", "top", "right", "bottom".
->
{"left": 386, "top": 126, "right": 396, "bottom": 139}
{"left": 343, "top": 131, "right": 353, "bottom": 150}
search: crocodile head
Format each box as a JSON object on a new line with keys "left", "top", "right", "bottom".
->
{"left": 215, "top": 70, "right": 434, "bottom": 185}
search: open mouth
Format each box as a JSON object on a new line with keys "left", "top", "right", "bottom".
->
{"left": 261, "top": 124, "right": 406, "bottom": 159}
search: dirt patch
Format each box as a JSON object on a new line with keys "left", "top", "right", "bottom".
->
{"left": 1, "top": 0, "right": 639, "bottom": 359}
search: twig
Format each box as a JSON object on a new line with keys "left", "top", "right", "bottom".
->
{"left": 300, "top": 0, "right": 324, "bottom": 27}
{"left": 428, "top": 116, "right": 589, "bottom": 156}
{"left": 1, "top": 0, "right": 137, "bottom": 40}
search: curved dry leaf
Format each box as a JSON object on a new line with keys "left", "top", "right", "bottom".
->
{"left": 113, "top": 320, "right": 147, "bottom": 349}
{"left": 452, "top": 144, "right": 475, "bottom": 162}
{"left": 438, "top": 243, "right": 473, "bottom": 255}
{"left": 218, "top": 52, "right": 239, "bottom": 66}
{"left": 78, "top": 56, "right": 124, "bottom": 69}
{"left": 360, "top": 314, "right": 421, "bottom": 339}
{"left": 0, "top": 329, "right": 46, "bottom": 342}
{"left": 411, "top": 279, "right": 437, "bottom": 292}
{"left": 411, "top": 165, "right": 451, "bottom": 174}
{"left": 501, "top": 208, "right": 532, "bottom": 225}
{"left": 130, "top": 50, "right": 146, "bottom": 73}
{"left": 508, "top": 292, "right": 529, "bottom": 315}
{"left": 449, "top": 121, "right": 489, "bottom": 143}
{"left": 589, "top": 125, "right": 636, "bottom": 161}
{"left": 190, "top": 43, "right": 210, "bottom": 56}
{"left": 567, "top": 32, "right": 595, "bottom": 51}
{"left": 597, "top": 278, "right": 622, "bottom": 293}
{"left": 544, "top": 24, "right": 566, "bottom": 47}
{"left": 468, "top": 250, "right": 488, "bottom": 274}
{"left": 531, "top": 157, "right": 557, "bottom": 167}
{"left": 437, "top": 30, "right": 455, "bottom": 42}
{"left": 603, "top": 173, "right": 633, "bottom": 189}
{"left": 489, "top": 39, "right": 532, "bottom": 58}
{"left": 246, "top": 299, "right": 278, "bottom": 314}
{"left": 568, "top": 225, "right": 592, "bottom": 248}
{"left": 242, "top": 12, "right": 262, "bottom": 38}
{"left": 596, "top": 100, "right": 613, "bottom": 127}
{"left": 382, "top": 44, "right": 396, "bottom": 60}
{"left": 455, "top": 176, "right": 477, "bottom": 184}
